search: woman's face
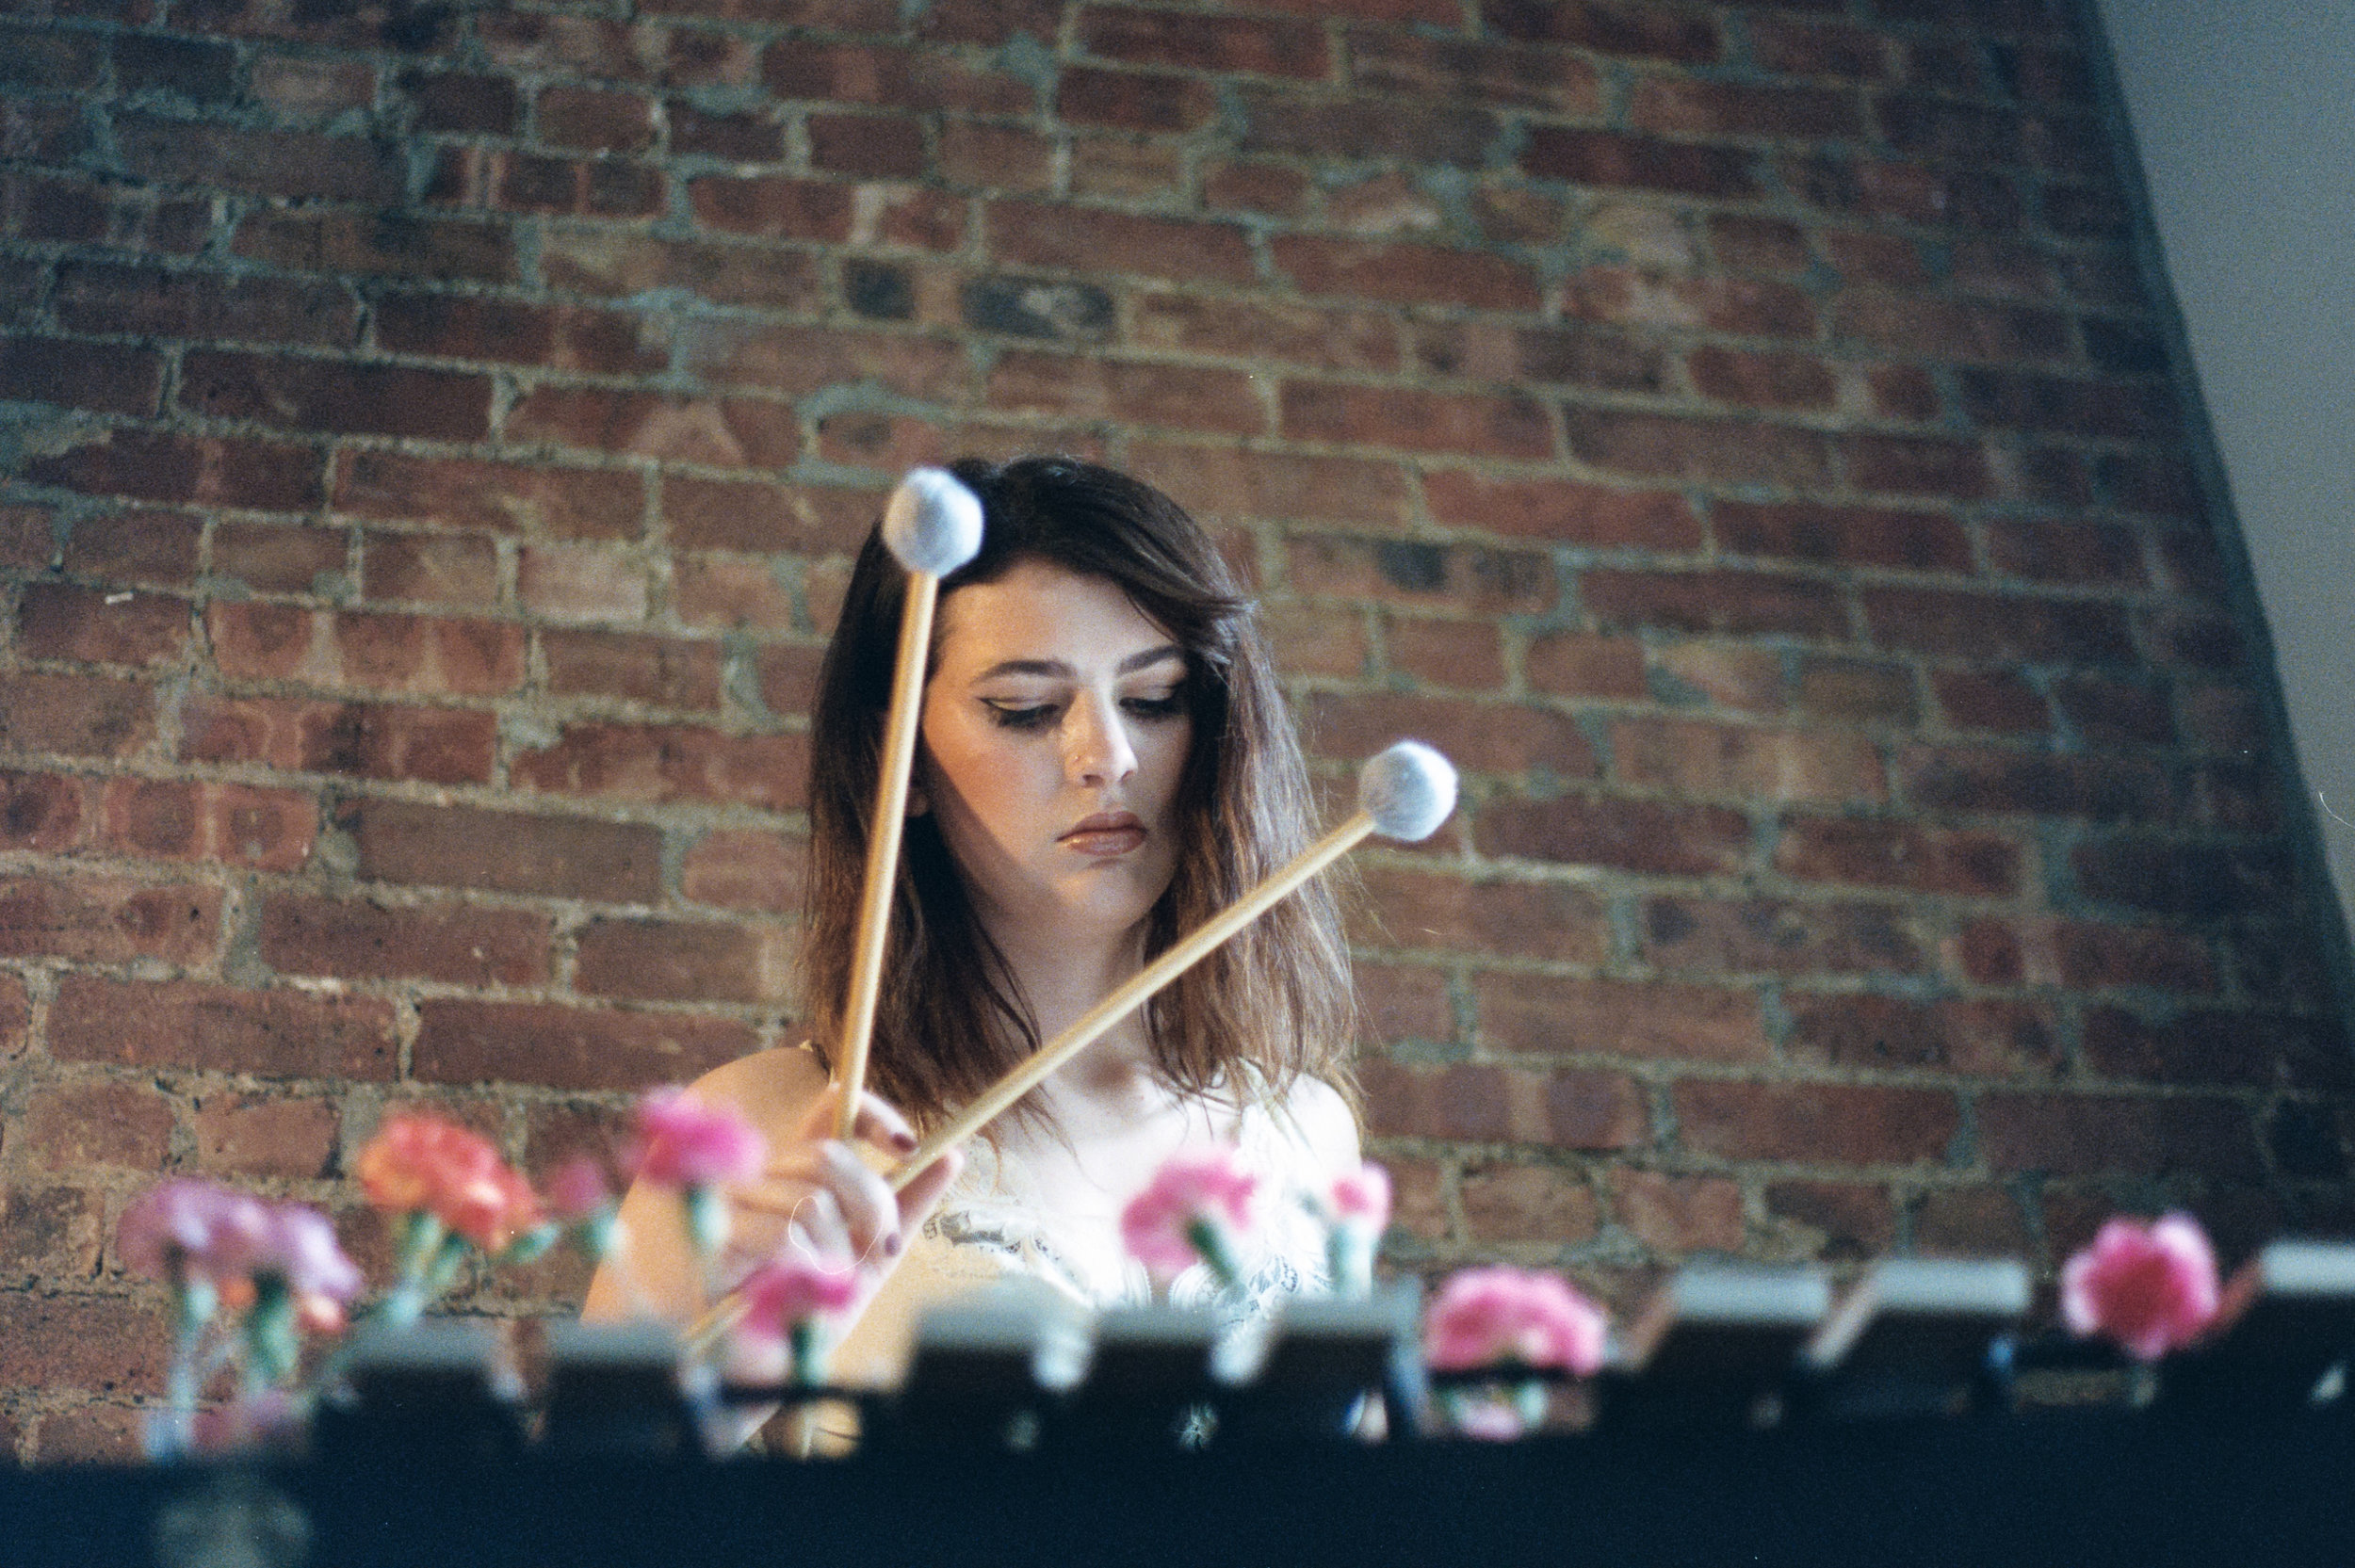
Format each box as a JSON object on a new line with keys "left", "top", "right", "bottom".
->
{"left": 917, "top": 558, "right": 1194, "bottom": 948}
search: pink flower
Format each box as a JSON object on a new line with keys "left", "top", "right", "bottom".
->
{"left": 121, "top": 1180, "right": 272, "bottom": 1285}
{"left": 1120, "top": 1147, "right": 1260, "bottom": 1279}
{"left": 735, "top": 1253, "right": 862, "bottom": 1344}
{"left": 1330, "top": 1162, "right": 1392, "bottom": 1230}
{"left": 2061, "top": 1212, "right": 2220, "bottom": 1361}
{"left": 628, "top": 1089, "right": 769, "bottom": 1189}
{"left": 252, "top": 1205, "right": 362, "bottom": 1306}
{"left": 545, "top": 1156, "right": 612, "bottom": 1222}
{"left": 1424, "top": 1267, "right": 1608, "bottom": 1376}
{"left": 356, "top": 1112, "right": 545, "bottom": 1252}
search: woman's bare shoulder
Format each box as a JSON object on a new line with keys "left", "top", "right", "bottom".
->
{"left": 1280, "top": 1073, "right": 1361, "bottom": 1175}
{"left": 685, "top": 1043, "right": 829, "bottom": 1136}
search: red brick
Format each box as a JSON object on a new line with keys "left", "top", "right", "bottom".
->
{"left": 1642, "top": 894, "right": 1927, "bottom": 978}
{"left": 0, "top": 972, "right": 27, "bottom": 1060}
{"left": 1237, "top": 90, "right": 1498, "bottom": 167}
{"left": 1613, "top": 717, "right": 1885, "bottom": 805}
{"left": 674, "top": 320, "right": 964, "bottom": 400}
{"left": 681, "top": 829, "right": 806, "bottom": 913}
{"left": 1521, "top": 126, "right": 1756, "bottom": 197}
{"left": 1283, "top": 381, "right": 1552, "bottom": 460}
{"left": 1863, "top": 588, "right": 2133, "bottom": 665}
{"left": 1711, "top": 499, "right": 1969, "bottom": 573}
{"left": 191, "top": 1091, "right": 340, "bottom": 1179}
{"left": 1524, "top": 631, "right": 1647, "bottom": 699}
{"left": 1832, "top": 285, "right": 2069, "bottom": 362}
{"left": 49, "top": 976, "right": 398, "bottom": 1079}
{"left": 1563, "top": 267, "right": 1817, "bottom": 337}
{"left": 360, "top": 529, "right": 496, "bottom": 608}
{"left": 1649, "top": 642, "right": 1785, "bottom": 715}
{"left": 674, "top": 557, "right": 798, "bottom": 631}
{"left": 1674, "top": 1079, "right": 1957, "bottom": 1167}
{"left": 1348, "top": 28, "right": 1600, "bottom": 110}
{"left": 1632, "top": 76, "right": 1864, "bottom": 138}
{"left": 208, "top": 603, "right": 527, "bottom": 697}
{"left": 0, "top": 1183, "right": 102, "bottom": 1285}
{"left": 0, "top": 770, "right": 94, "bottom": 852}
{"left": 938, "top": 120, "right": 1056, "bottom": 193}
{"left": 1385, "top": 618, "right": 1505, "bottom": 689}
{"left": 335, "top": 452, "right": 641, "bottom": 542}
{"left": 1354, "top": 961, "right": 1454, "bottom": 1044}
{"left": 15, "top": 584, "right": 190, "bottom": 667}
{"left": 1582, "top": 568, "right": 1848, "bottom": 639}
{"left": 0, "top": 1294, "right": 168, "bottom": 1396}
{"left": 375, "top": 294, "right": 666, "bottom": 377}
{"left": 1977, "top": 1091, "right": 2262, "bottom": 1180}
{"left": 687, "top": 173, "right": 853, "bottom": 240}
{"left": 517, "top": 543, "right": 649, "bottom": 623}
{"left": 1479, "top": 974, "right": 1768, "bottom": 1064}
{"left": 1930, "top": 670, "right": 2048, "bottom": 736}
{"left": 1130, "top": 445, "right": 1411, "bottom": 527}
{"left": 1202, "top": 158, "right": 1311, "bottom": 216}
{"left": 1288, "top": 534, "right": 1554, "bottom": 614}
{"left": 1985, "top": 516, "right": 2147, "bottom": 589}
{"left": 179, "top": 350, "right": 490, "bottom": 440}
{"left": 1774, "top": 816, "right": 2020, "bottom": 897}
{"left": 1476, "top": 792, "right": 1753, "bottom": 876}
{"left": 912, "top": 0, "right": 1064, "bottom": 45}
{"left": 98, "top": 778, "right": 315, "bottom": 871}
{"left": 182, "top": 694, "right": 494, "bottom": 785}
{"left": 259, "top": 894, "right": 552, "bottom": 986}
{"left": 1709, "top": 215, "right": 1814, "bottom": 275}
{"left": 1082, "top": 5, "right": 1327, "bottom": 77}
{"left": 1613, "top": 1169, "right": 1746, "bottom": 1255}
{"left": 2082, "top": 1007, "right": 2351, "bottom": 1092}
{"left": 1788, "top": 994, "right": 2059, "bottom": 1077}
{"left": 414, "top": 999, "right": 756, "bottom": 1091}
{"left": 113, "top": 114, "right": 405, "bottom": 202}
{"left": 1795, "top": 655, "right": 1919, "bottom": 725}
{"left": 17, "top": 1080, "right": 176, "bottom": 1171}
{"left": 1684, "top": 345, "right": 1838, "bottom": 411}
{"left": 234, "top": 207, "right": 516, "bottom": 284}
{"left": 545, "top": 630, "right": 723, "bottom": 711}
{"left": 2071, "top": 836, "right": 2290, "bottom": 920}
{"left": 540, "top": 226, "right": 819, "bottom": 311}
{"left": 1353, "top": 865, "right": 1609, "bottom": 963}
{"left": 2, "top": 170, "right": 211, "bottom": 255}
{"left": 0, "top": 505, "right": 55, "bottom": 572}
{"left": 26, "top": 428, "right": 323, "bottom": 512}
{"left": 1421, "top": 471, "right": 1699, "bottom": 552}
{"left": 1358, "top": 1057, "right": 1646, "bottom": 1150}
{"left": 1912, "top": 1186, "right": 2030, "bottom": 1256}
{"left": 576, "top": 915, "right": 794, "bottom": 1003}
{"left": 53, "top": 262, "right": 358, "bottom": 350}
{"left": 987, "top": 200, "right": 1256, "bottom": 285}
{"left": 0, "top": 335, "right": 163, "bottom": 415}
{"left": 803, "top": 109, "right": 926, "bottom": 177}
{"left": 1054, "top": 64, "right": 1216, "bottom": 134}
{"left": 0, "top": 671, "right": 155, "bottom": 758}
{"left": 1460, "top": 1162, "right": 1600, "bottom": 1244}
{"left": 671, "top": 102, "right": 784, "bottom": 161}
{"left": 1273, "top": 234, "right": 1541, "bottom": 313}
{"left": 1485, "top": 1, "right": 1720, "bottom": 62}
{"left": 212, "top": 521, "right": 347, "bottom": 594}
{"left": 0, "top": 874, "right": 219, "bottom": 964}
{"left": 1894, "top": 743, "right": 2168, "bottom": 822}
{"left": 754, "top": 642, "right": 824, "bottom": 718}
{"left": 1566, "top": 407, "right": 1832, "bottom": 487}
{"left": 985, "top": 352, "right": 1264, "bottom": 437}
{"left": 343, "top": 797, "right": 662, "bottom": 903}
{"left": 399, "top": 68, "right": 518, "bottom": 133}
{"left": 512, "top": 722, "right": 804, "bottom": 812}
{"left": 535, "top": 85, "right": 654, "bottom": 153}
{"left": 1305, "top": 691, "right": 1595, "bottom": 779}
{"left": 1262, "top": 604, "right": 1369, "bottom": 679}
{"left": 61, "top": 510, "right": 201, "bottom": 584}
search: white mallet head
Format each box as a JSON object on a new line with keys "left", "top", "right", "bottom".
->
{"left": 883, "top": 467, "right": 984, "bottom": 578}
{"left": 1358, "top": 741, "right": 1458, "bottom": 842}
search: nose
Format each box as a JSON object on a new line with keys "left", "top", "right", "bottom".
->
{"left": 1064, "top": 689, "right": 1137, "bottom": 787}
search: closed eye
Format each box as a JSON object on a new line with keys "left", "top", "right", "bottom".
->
{"left": 1120, "top": 692, "right": 1185, "bottom": 721}
{"left": 982, "top": 700, "right": 1058, "bottom": 731}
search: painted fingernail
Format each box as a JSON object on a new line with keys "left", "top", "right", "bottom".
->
{"left": 891, "top": 1129, "right": 918, "bottom": 1152}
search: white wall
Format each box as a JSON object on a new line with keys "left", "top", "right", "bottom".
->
{"left": 2092, "top": 0, "right": 2355, "bottom": 966}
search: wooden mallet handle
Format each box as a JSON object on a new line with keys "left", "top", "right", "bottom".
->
{"left": 886, "top": 736, "right": 1458, "bottom": 1191}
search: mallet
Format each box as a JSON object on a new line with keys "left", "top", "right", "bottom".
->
{"left": 833, "top": 468, "right": 984, "bottom": 1140}
{"left": 888, "top": 741, "right": 1458, "bottom": 1191}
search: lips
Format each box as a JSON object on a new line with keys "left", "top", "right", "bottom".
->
{"left": 1061, "top": 810, "right": 1145, "bottom": 856}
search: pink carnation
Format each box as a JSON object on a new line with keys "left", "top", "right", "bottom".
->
{"left": 2061, "top": 1212, "right": 2220, "bottom": 1362}
{"left": 121, "top": 1180, "right": 272, "bottom": 1285}
{"left": 252, "top": 1204, "right": 363, "bottom": 1305}
{"left": 735, "top": 1253, "right": 862, "bottom": 1344}
{"left": 1425, "top": 1266, "right": 1608, "bottom": 1376}
{"left": 1120, "top": 1147, "right": 1260, "bottom": 1278}
{"left": 628, "top": 1089, "right": 769, "bottom": 1189}
{"left": 545, "top": 1156, "right": 612, "bottom": 1222}
{"left": 1330, "top": 1162, "right": 1392, "bottom": 1230}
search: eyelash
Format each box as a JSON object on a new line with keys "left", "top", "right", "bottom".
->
{"left": 984, "top": 694, "right": 1186, "bottom": 731}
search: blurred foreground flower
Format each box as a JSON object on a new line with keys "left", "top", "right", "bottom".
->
{"left": 357, "top": 1112, "right": 552, "bottom": 1328}
{"left": 2061, "top": 1212, "right": 2220, "bottom": 1362}
{"left": 1121, "top": 1147, "right": 1260, "bottom": 1289}
{"left": 1424, "top": 1266, "right": 1609, "bottom": 1441}
{"left": 734, "top": 1250, "right": 863, "bottom": 1387}
{"left": 629, "top": 1089, "right": 769, "bottom": 1268}
{"left": 1319, "top": 1162, "right": 1391, "bottom": 1298}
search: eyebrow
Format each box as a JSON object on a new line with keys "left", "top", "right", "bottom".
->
{"left": 969, "top": 644, "right": 1186, "bottom": 683}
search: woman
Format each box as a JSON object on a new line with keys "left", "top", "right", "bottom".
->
{"left": 582, "top": 456, "right": 1364, "bottom": 1410}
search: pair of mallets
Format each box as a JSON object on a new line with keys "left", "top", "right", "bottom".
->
{"left": 832, "top": 468, "right": 1461, "bottom": 1193}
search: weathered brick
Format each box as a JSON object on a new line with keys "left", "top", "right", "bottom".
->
{"left": 1478, "top": 974, "right": 1768, "bottom": 1064}
{"left": 26, "top": 428, "right": 323, "bottom": 512}
{"left": 986, "top": 351, "right": 1264, "bottom": 437}
{"left": 575, "top": 915, "right": 794, "bottom": 1003}
{"left": 1306, "top": 691, "right": 1595, "bottom": 779}
{"left": 545, "top": 630, "right": 723, "bottom": 711}
{"left": 344, "top": 797, "right": 662, "bottom": 903}
{"left": 1863, "top": 588, "right": 2133, "bottom": 665}
{"left": 53, "top": 262, "right": 360, "bottom": 348}
{"left": 114, "top": 115, "right": 406, "bottom": 203}
{"left": 1522, "top": 127, "right": 1756, "bottom": 197}
{"left": 1674, "top": 1079, "right": 1957, "bottom": 1167}
{"left": 99, "top": 778, "right": 317, "bottom": 871}
{"left": 0, "top": 671, "right": 155, "bottom": 759}
{"left": 1787, "top": 994, "right": 2059, "bottom": 1077}
{"left": 1359, "top": 1057, "right": 1646, "bottom": 1150}
{"left": 1353, "top": 865, "right": 1609, "bottom": 963}
{"left": 0, "top": 334, "right": 164, "bottom": 415}
{"left": 0, "top": 770, "right": 94, "bottom": 852}
{"left": 1476, "top": 792, "right": 1753, "bottom": 876}
{"left": 0, "top": 1295, "right": 167, "bottom": 1396}
{"left": 363, "top": 529, "right": 498, "bottom": 608}
{"left": 541, "top": 226, "right": 819, "bottom": 311}
{"left": 1612, "top": 717, "right": 1886, "bottom": 804}
{"left": 1385, "top": 617, "right": 1505, "bottom": 689}
{"left": 1582, "top": 567, "right": 1848, "bottom": 640}
{"left": 259, "top": 894, "right": 551, "bottom": 987}
{"left": 335, "top": 451, "right": 643, "bottom": 541}
{"left": 1644, "top": 894, "right": 1926, "bottom": 978}
{"left": 49, "top": 976, "right": 398, "bottom": 1079}
{"left": 1082, "top": 5, "right": 1327, "bottom": 77}
{"left": 63, "top": 510, "right": 198, "bottom": 585}
{"left": 1524, "top": 631, "right": 1648, "bottom": 699}
{"left": 1274, "top": 235, "right": 1541, "bottom": 313}
{"left": 1977, "top": 1091, "right": 2262, "bottom": 1180}
{"left": 0, "top": 1183, "right": 102, "bottom": 1285}
{"left": 375, "top": 294, "right": 666, "bottom": 377}
{"left": 15, "top": 584, "right": 190, "bottom": 667}
{"left": 1931, "top": 670, "right": 2048, "bottom": 736}
{"left": 1288, "top": 534, "right": 1554, "bottom": 614}
{"left": 1238, "top": 90, "right": 1498, "bottom": 168}
{"left": 987, "top": 201, "right": 1256, "bottom": 285}
{"left": 1485, "top": 1, "right": 1720, "bottom": 62}
{"left": 1614, "top": 1169, "right": 1746, "bottom": 1255}
{"left": 1894, "top": 743, "right": 2168, "bottom": 822}
{"left": 1460, "top": 1161, "right": 1600, "bottom": 1244}
{"left": 1774, "top": 816, "right": 2020, "bottom": 897}
{"left": 512, "top": 722, "right": 805, "bottom": 811}
{"left": 234, "top": 208, "right": 515, "bottom": 284}
{"left": 0, "top": 874, "right": 219, "bottom": 964}
{"left": 180, "top": 350, "right": 491, "bottom": 440}
{"left": 1795, "top": 655, "right": 1918, "bottom": 725}
{"left": 414, "top": 999, "right": 756, "bottom": 1091}
{"left": 182, "top": 694, "right": 495, "bottom": 785}
{"left": 1712, "top": 500, "right": 1970, "bottom": 573}
{"left": 1567, "top": 407, "right": 1833, "bottom": 487}
{"left": 213, "top": 521, "right": 348, "bottom": 595}
{"left": 2081, "top": 1007, "right": 2352, "bottom": 1092}
{"left": 1421, "top": 471, "right": 1698, "bottom": 551}
{"left": 191, "top": 1091, "right": 340, "bottom": 1179}
{"left": 1283, "top": 380, "right": 1552, "bottom": 460}
{"left": 18, "top": 1080, "right": 176, "bottom": 1171}
{"left": 680, "top": 829, "right": 806, "bottom": 913}
{"left": 208, "top": 604, "right": 527, "bottom": 697}
{"left": 2070, "top": 836, "right": 2291, "bottom": 920}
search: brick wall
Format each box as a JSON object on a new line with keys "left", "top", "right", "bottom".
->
{"left": 2, "top": 0, "right": 2349, "bottom": 1462}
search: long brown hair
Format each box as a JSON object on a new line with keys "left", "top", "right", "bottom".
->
{"left": 800, "top": 456, "right": 1356, "bottom": 1129}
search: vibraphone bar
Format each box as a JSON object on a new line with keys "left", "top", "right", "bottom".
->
{"left": 13, "top": 1242, "right": 2355, "bottom": 1567}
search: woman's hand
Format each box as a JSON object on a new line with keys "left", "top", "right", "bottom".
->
{"left": 728, "top": 1085, "right": 962, "bottom": 1291}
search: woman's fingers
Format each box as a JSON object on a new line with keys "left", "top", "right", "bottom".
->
{"left": 820, "top": 1140, "right": 903, "bottom": 1261}
{"left": 790, "top": 1084, "right": 920, "bottom": 1156}
{"left": 738, "top": 1141, "right": 904, "bottom": 1264}
{"left": 895, "top": 1144, "right": 964, "bottom": 1232}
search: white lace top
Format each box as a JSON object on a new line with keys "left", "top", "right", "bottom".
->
{"left": 826, "top": 1089, "right": 1338, "bottom": 1387}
